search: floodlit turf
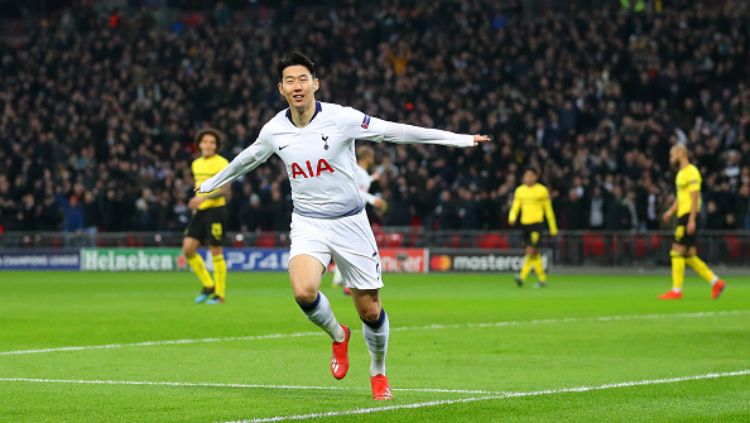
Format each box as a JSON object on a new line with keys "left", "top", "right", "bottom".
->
{"left": 0, "top": 271, "right": 748, "bottom": 422}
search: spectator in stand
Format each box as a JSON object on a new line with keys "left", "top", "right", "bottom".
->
{"left": 0, "top": 0, "right": 748, "bottom": 233}
{"left": 63, "top": 195, "right": 84, "bottom": 232}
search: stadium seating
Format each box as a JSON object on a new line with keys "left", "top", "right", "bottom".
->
{"left": 0, "top": 1, "right": 747, "bottom": 234}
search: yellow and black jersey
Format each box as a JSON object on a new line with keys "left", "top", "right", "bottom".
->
{"left": 509, "top": 183, "right": 558, "bottom": 234}
{"left": 192, "top": 155, "right": 229, "bottom": 210}
{"left": 675, "top": 164, "right": 702, "bottom": 218}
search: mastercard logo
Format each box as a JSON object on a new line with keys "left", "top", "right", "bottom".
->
{"left": 430, "top": 255, "right": 452, "bottom": 271}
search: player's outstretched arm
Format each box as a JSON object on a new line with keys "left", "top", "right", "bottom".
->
{"left": 374, "top": 120, "right": 490, "bottom": 147}
{"left": 339, "top": 107, "right": 490, "bottom": 148}
{"left": 508, "top": 189, "right": 520, "bottom": 226}
{"left": 198, "top": 134, "right": 273, "bottom": 193}
{"left": 543, "top": 196, "right": 558, "bottom": 236}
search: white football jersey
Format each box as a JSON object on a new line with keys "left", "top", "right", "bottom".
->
{"left": 200, "top": 101, "right": 474, "bottom": 218}
{"left": 354, "top": 163, "right": 379, "bottom": 206}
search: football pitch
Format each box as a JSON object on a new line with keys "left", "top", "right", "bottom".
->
{"left": 0, "top": 271, "right": 748, "bottom": 422}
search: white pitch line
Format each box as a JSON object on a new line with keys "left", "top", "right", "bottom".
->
{"left": 1, "top": 309, "right": 747, "bottom": 357}
{"left": 229, "top": 369, "right": 750, "bottom": 423}
{"left": 396, "top": 310, "right": 750, "bottom": 333}
{"left": 0, "top": 377, "right": 495, "bottom": 395}
{"left": 0, "top": 331, "right": 322, "bottom": 357}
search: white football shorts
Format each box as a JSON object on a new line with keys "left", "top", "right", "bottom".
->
{"left": 289, "top": 209, "right": 383, "bottom": 290}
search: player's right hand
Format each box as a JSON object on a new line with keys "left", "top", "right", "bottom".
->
{"left": 473, "top": 135, "right": 491, "bottom": 145}
{"left": 188, "top": 196, "right": 205, "bottom": 210}
{"left": 662, "top": 210, "right": 672, "bottom": 222}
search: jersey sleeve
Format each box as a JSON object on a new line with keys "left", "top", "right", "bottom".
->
{"left": 198, "top": 126, "right": 274, "bottom": 193}
{"left": 360, "top": 173, "right": 374, "bottom": 189}
{"left": 190, "top": 160, "right": 199, "bottom": 188}
{"left": 360, "top": 190, "right": 379, "bottom": 206}
{"left": 677, "top": 167, "right": 701, "bottom": 193}
{"left": 337, "top": 107, "right": 475, "bottom": 148}
{"left": 686, "top": 167, "right": 702, "bottom": 192}
{"left": 542, "top": 187, "right": 558, "bottom": 235}
{"left": 508, "top": 187, "right": 521, "bottom": 223}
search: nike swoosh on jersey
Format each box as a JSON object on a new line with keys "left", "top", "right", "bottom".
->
{"left": 279, "top": 144, "right": 292, "bottom": 151}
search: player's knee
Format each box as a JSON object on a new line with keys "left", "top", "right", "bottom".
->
{"left": 359, "top": 306, "right": 382, "bottom": 324}
{"left": 182, "top": 246, "right": 197, "bottom": 257}
{"left": 293, "top": 285, "right": 318, "bottom": 305}
{"left": 208, "top": 246, "right": 223, "bottom": 256}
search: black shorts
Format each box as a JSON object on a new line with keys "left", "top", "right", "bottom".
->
{"left": 521, "top": 223, "right": 544, "bottom": 248}
{"left": 673, "top": 214, "right": 698, "bottom": 248}
{"left": 185, "top": 206, "right": 226, "bottom": 246}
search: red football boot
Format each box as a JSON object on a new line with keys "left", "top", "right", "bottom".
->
{"left": 711, "top": 279, "right": 726, "bottom": 299}
{"left": 370, "top": 374, "right": 393, "bottom": 400}
{"left": 658, "top": 290, "right": 683, "bottom": 300}
{"left": 331, "top": 325, "right": 351, "bottom": 380}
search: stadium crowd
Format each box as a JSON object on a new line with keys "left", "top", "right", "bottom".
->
{"left": 1, "top": 0, "right": 749, "bottom": 235}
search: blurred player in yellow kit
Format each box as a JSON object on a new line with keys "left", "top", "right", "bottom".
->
{"left": 508, "top": 168, "right": 558, "bottom": 288}
{"left": 183, "top": 128, "right": 230, "bottom": 304}
{"left": 659, "top": 144, "right": 725, "bottom": 300}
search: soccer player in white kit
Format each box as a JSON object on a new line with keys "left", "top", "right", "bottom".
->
{"left": 198, "top": 52, "right": 490, "bottom": 400}
{"left": 332, "top": 145, "right": 386, "bottom": 295}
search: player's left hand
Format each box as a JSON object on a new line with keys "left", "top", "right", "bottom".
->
{"left": 472, "top": 135, "right": 491, "bottom": 145}
{"left": 662, "top": 210, "right": 673, "bottom": 222}
{"left": 188, "top": 196, "right": 206, "bottom": 210}
{"left": 687, "top": 219, "right": 696, "bottom": 235}
{"left": 374, "top": 198, "right": 388, "bottom": 213}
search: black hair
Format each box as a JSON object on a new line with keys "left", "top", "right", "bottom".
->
{"left": 277, "top": 51, "right": 317, "bottom": 80}
{"left": 525, "top": 167, "right": 539, "bottom": 176}
{"left": 194, "top": 127, "right": 225, "bottom": 151}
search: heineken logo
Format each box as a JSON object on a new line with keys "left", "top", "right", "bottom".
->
{"left": 80, "top": 248, "right": 180, "bottom": 271}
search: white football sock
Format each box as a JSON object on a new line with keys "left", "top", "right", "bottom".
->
{"left": 298, "top": 292, "right": 345, "bottom": 342}
{"left": 362, "top": 309, "right": 389, "bottom": 376}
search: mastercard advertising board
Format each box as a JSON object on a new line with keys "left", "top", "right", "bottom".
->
{"left": 429, "top": 249, "right": 552, "bottom": 273}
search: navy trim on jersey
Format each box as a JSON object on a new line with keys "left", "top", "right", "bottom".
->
{"left": 285, "top": 101, "right": 323, "bottom": 127}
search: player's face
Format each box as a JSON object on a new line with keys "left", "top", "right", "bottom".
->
{"left": 199, "top": 134, "right": 218, "bottom": 157}
{"left": 669, "top": 147, "right": 681, "bottom": 167}
{"left": 523, "top": 171, "right": 537, "bottom": 186}
{"left": 278, "top": 65, "right": 319, "bottom": 109}
{"left": 361, "top": 153, "right": 373, "bottom": 169}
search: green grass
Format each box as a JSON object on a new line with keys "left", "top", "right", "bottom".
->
{"left": 0, "top": 271, "right": 748, "bottom": 422}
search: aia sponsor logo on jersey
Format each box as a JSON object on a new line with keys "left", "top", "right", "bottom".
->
{"left": 291, "top": 159, "right": 335, "bottom": 179}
